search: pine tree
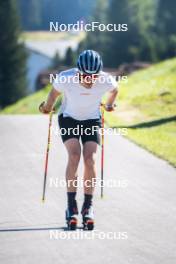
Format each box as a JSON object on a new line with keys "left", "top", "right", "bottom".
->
{"left": 85, "top": 0, "right": 108, "bottom": 56}
{"left": 42, "top": 0, "right": 95, "bottom": 30}
{"left": 158, "top": 0, "right": 176, "bottom": 35}
{"left": 157, "top": 0, "right": 176, "bottom": 58}
{"left": 84, "top": 0, "right": 159, "bottom": 67}
{"left": 51, "top": 51, "right": 62, "bottom": 69}
{"left": 0, "top": 0, "right": 27, "bottom": 108}
{"left": 17, "top": 0, "right": 42, "bottom": 30}
{"left": 104, "top": 0, "right": 135, "bottom": 67}
{"left": 127, "top": 0, "right": 158, "bottom": 62}
{"left": 64, "top": 47, "right": 75, "bottom": 67}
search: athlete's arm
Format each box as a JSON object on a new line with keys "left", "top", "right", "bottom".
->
{"left": 39, "top": 87, "right": 61, "bottom": 114}
{"left": 105, "top": 88, "right": 118, "bottom": 111}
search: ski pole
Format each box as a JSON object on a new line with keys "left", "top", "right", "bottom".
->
{"left": 42, "top": 110, "right": 54, "bottom": 202}
{"left": 100, "top": 103, "right": 116, "bottom": 198}
{"left": 100, "top": 104, "right": 105, "bottom": 199}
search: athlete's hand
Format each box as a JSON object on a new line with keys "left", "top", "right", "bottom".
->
{"left": 39, "top": 101, "right": 55, "bottom": 114}
{"left": 103, "top": 104, "right": 117, "bottom": 112}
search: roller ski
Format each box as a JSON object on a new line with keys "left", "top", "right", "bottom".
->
{"left": 82, "top": 205, "right": 94, "bottom": 231}
{"left": 65, "top": 203, "right": 78, "bottom": 230}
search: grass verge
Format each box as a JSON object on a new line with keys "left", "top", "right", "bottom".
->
{"left": 106, "top": 58, "right": 176, "bottom": 167}
{"left": 1, "top": 58, "right": 176, "bottom": 166}
{"left": 1, "top": 85, "right": 61, "bottom": 114}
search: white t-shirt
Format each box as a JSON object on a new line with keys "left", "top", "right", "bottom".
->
{"left": 53, "top": 68, "right": 118, "bottom": 121}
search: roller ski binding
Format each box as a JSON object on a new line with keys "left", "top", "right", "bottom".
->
{"left": 82, "top": 205, "right": 94, "bottom": 231}
{"left": 66, "top": 204, "right": 78, "bottom": 231}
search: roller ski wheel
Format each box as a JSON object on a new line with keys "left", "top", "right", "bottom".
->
{"left": 83, "top": 218, "right": 94, "bottom": 231}
{"left": 65, "top": 207, "right": 78, "bottom": 231}
{"left": 82, "top": 206, "right": 94, "bottom": 231}
{"left": 67, "top": 217, "right": 78, "bottom": 230}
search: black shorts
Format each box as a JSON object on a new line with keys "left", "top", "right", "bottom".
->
{"left": 58, "top": 114, "right": 101, "bottom": 145}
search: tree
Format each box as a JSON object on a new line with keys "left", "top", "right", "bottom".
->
{"left": 85, "top": 0, "right": 159, "bottom": 67}
{"left": 85, "top": 0, "right": 108, "bottom": 56}
{"left": 64, "top": 47, "right": 75, "bottom": 67}
{"left": 157, "top": 0, "right": 176, "bottom": 58}
{"left": 42, "top": 0, "right": 95, "bottom": 30}
{"left": 83, "top": 0, "right": 134, "bottom": 67}
{"left": 17, "top": 0, "right": 42, "bottom": 30}
{"left": 16, "top": 0, "right": 95, "bottom": 30}
{"left": 0, "top": 0, "right": 27, "bottom": 108}
{"left": 51, "top": 51, "right": 62, "bottom": 69}
{"left": 104, "top": 0, "right": 135, "bottom": 67}
{"left": 128, "top": 0, "right": 158, "bottom": 62}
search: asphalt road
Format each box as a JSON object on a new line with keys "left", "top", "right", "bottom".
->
{"left": 0, "top": 115, "right": 176, "bottom": 264}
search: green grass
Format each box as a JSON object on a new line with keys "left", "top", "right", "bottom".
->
{"left": 106, "top": 58, "right": 176, "bottom": 166}
{"left": 0, "top": 85, "right": 61, "bottom": 114}
{"left": 126, "top": 122, "right": 176, "bottom": 166}
{"left": 1, "top": 58, "right": 176, "bottom": 166}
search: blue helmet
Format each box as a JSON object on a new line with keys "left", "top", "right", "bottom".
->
{"left": 77, "top": 50, "right": 103, "bottom": 74}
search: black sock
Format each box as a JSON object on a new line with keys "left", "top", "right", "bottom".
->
{"left": 83, "top": 194, "right": 93, "bottom": 209}
{"left": 67, "top": 192, "right": 77, "bottom": 210}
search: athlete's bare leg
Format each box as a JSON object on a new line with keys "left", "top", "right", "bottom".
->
{"left": 64, "top": 138, "right": 81, "bottom": 192}
{"left": 83, "top": 141, "right": 98, "bottom": 195}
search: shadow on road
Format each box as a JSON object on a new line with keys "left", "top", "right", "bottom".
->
{"left": 113, "top": 115, "right": 176, "bottom": 129}
{"left": 0, "top": 226, "right": 83, "bottom": 232}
